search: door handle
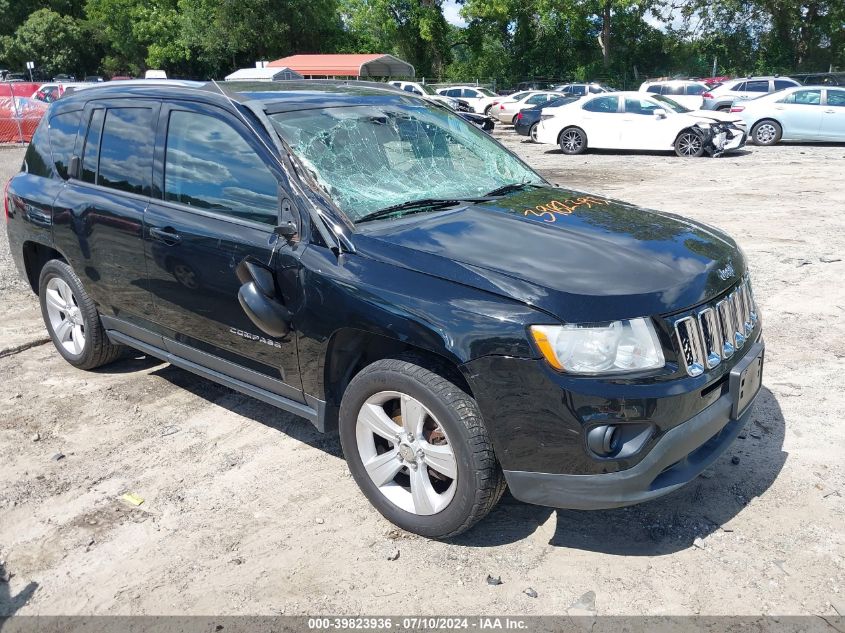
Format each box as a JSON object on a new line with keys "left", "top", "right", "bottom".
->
{"left": 824, "top": 109, "right": 835, "bottom": 114}
{"left": 149, "top": 226, "right": 181, "bottom": 245}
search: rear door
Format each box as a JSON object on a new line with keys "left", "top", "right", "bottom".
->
{"left": 52, "top": 99, "right": 159, "bottom": 331}
{"left": 144, "top": 100, "right": 304, "bottom": 402}
{"left": 578, "top": 95, "right": 622, "bottom": 147}
{"left": 777, "top": 89, "right": 824, "bottom": 139}
{"left": 820, "top": 89, "right": 845, "bottom": 140}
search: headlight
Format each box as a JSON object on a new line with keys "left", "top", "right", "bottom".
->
{"left": 447, "top": 98, "right": 459, "bottom": 109}
{"left": 540, "top": 113, "right": 554, "bottom": 120}
{"left": 530, "top": 318, "right": 664, "bottom": 375}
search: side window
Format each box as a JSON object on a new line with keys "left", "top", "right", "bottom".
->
{"left": 624, "top": 97, "right": 661, "bottom": 115}
{"left": 746, "top": 80, "right": 769, "bottom": 92}
{"left": 164, "top": 110, "right": 279, "bottom": 225}
{"left": 463, "top": 89, "right": 479, "bottom": 98}
{"left": 664, "top": 84, "right": 684, "bottom": 96}
{"left": 81, "top": 109, "right": 104, "bottom": 184}
{"left": 97, "top": 107, "right": 154, "bottom": 195}
{"left": 827, "top": 90, "right": 845, "bottom": 107}
{"left": 48, "top": 110, "right": 81, "bottom": 179}
{"left": 571, "top": 86, "right": 586, "bottom": 95}
{"left": 732, "top": 81, "right": 747, "bottom": 92}
{"left": 446, "top": 88, "right": 460, "bottom": 97}
{"left": 686, "top": 84, "right": 706, "bottom": 95}
{"left": 782, "top": 89, "right": 822, "bottom": 105}
{"left": 646, "top": 85, "right": 661, "bottom": 94}
{"left": 526, "top": 94, "right": 548, "bottom": 105}
{"left": 583, "top": 95, "right": 618, "bottom": 113}
{"left": 774, "top": 79, "right": 796, "bottom": 90}
{"left": 588, "top": 85, "right": 603, "bottom": 93}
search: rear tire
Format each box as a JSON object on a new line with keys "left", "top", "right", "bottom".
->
{"left": 339, "top": 356, "right": 506, "bottom": 539}
{"left": 751, "top": 119, "right": 782, "bottom": 146}
{"left": 559, "top": 127, "right": 587, "bottom": 154}
{"left": 38, "top": 260, "right": 124, "bottom": 370}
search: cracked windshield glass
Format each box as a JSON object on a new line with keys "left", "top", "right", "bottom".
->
{"left": 269, "top": 102, "right": 541, "bottom": 222}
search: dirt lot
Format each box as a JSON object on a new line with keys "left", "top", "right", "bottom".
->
{"left": 1, "top": 134, "right": 844, "bottom": 619}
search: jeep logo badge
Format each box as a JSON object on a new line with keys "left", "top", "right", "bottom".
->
{"left": 717, "top": 262, "right": 735, "bottom": 281}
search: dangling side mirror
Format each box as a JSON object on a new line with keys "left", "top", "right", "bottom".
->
{"left": 274, "top": 221, "right": 298, "bottom": 241}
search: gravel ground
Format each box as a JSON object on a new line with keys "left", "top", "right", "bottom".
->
{"left": 1, "top": 134, "right": 843, "bottom": 618}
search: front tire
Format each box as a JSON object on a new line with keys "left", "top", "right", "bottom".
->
{"left": 675, "top": 130, "right": 705, "bottom": 157}
{"left": 559, "top": 127, "right": 587, "bottom": 154}
{"left": 529, "top": 122, "right": 539, "bottom": 142}
{"left": 38, "top": 260, "right": 124, "bottom": 369}
{"left": 751, "top": 120, "right": 782, "bottom": 146}
{"left": 339, "top": 357, "right": 505, "bottom": 539}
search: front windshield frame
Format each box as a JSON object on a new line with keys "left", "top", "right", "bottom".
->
{"left": 268, "top": 98, "right": 545, "bottom": 225}
{"left": 651, "top": 94, "right": 692, "bottom": 113}
{"left": 418, "top": 83, "right": 437, "bottom": 95}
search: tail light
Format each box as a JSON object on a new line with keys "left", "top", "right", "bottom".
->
{"left": 3, "top": 177, "right": 12, "bottom": 221}
{"left": 702, "top": 92, "right": 714, "bottom": 99}
{"left": 516, "top": 111, "right": 523, "bottom": 120}
{"left": 730, "top": 105, "right": 745, "bottom": 113}
{"left": 499, "top": 104, "right": 504, "bottom": 110}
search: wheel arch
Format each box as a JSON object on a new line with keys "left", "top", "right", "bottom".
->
{"left": 751, "top": 117, "right": 782, "bottom": 133}
{"left": 557, "top": 124, "right": 584, "bottom": 144}
{"left": 322, "top": 328, "right": 473, "bottom": 416}
{"left": 22, "top": 240, "right": 66, "bottom": 294}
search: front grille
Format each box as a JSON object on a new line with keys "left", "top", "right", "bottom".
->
{"left": 674, "top": 277, "right": 759, "bottom": 377}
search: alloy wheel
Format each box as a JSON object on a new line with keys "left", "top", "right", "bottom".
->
{"left": 677, "top": 133, "right": 703, "bottom": 157}
{"left": 529, "top": 123, "right": 539, "bottom": 142}
{"left": 355, "top": 391, "right": 457, "bottom": 515}
{"left": 44, "top": 277, "right": 86, "bottom": 355}
{"left": 561, "top": 130, "right": 583, "bottom": 152}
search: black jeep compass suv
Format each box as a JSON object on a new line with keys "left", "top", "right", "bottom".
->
{"left": 4, "top": 80, "right": 764, "bottom": 538}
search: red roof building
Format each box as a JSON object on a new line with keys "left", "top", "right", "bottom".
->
{"left": 268, "top": 54, "right": 414, "bottom": 78}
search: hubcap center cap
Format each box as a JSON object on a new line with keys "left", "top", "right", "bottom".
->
{"left": 398, "top": 443, "right": 417, "bottom": 463}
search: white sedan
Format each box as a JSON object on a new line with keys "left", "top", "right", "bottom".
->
{"left": 496, "top": 91, "right": 562, "bottom": 124}
{"left": 535, "top": 91, "right": 747, "bottom": 157}
{"left": 731, "top": 86, "right": 845, "bottom": 145}
{"left": 436, "top": 85, "right": 500, "bottom": 114}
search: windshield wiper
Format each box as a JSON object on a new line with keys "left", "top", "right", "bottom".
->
{"left": 485, "top": 182, "right": 537, "bottom": 197}
{"left": 356, "top": 198, "right": 471, "bottom": 224}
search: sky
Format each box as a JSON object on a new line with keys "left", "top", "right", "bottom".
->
{"left": 443, "top": 0, "right": 468, "bottom": 28}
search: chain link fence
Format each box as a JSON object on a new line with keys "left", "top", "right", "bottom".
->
{"left": 1, "top": 82, "right": 47, "bottom": 144}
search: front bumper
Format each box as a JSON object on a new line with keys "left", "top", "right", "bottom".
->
{"left": 504, "top": 341, "right": 763, "bottom": 510}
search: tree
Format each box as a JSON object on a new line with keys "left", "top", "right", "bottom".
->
{"left": 341, "top": 0, "right": 452, "bottom": 78}
{"left": 2, "top": 8, "right": 92, "bottom": 77}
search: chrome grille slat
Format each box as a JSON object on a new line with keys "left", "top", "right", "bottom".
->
{"left": 674, "top": 277, "right": 759, "bottom": 377}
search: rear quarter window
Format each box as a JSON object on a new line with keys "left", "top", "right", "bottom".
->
{"left": 22, "top": 116, "right": 52, "bottom": 177}
{"left": 48, "top": 110, "right": 81, "bottom": 179}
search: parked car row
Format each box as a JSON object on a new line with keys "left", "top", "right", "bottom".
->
{"left": 504, "top": 83, "right": 845, "bottom": 153}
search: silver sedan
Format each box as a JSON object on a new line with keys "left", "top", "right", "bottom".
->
{"left": 733, "top": 86, "right": 845, "bottom": 144}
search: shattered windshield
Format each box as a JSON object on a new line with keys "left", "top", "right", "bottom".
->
{"left": 269, "top": 103, "right": 541, "bottom": 222}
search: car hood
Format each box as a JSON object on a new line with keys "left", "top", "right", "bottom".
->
{"left": 354, "top": 186, "right": 744, "bottom": 323}
{"left": 686, "top": 110, "right": 745, "bottom": 125}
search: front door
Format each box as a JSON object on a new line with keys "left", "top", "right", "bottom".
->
{"left": 619, "top": 95, "right": 673, "bottom": 150}
{"left": 821, "top": 89, "right": 845, "bottom": 140}
{"left": 144, "top": 101, "right": 304, "bottom": 402}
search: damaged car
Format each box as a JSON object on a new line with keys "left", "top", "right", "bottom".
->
{"left": 536, "top": 91, "right": 747, "bottom": 157}
{"left": 6, "top": 80, "right": 763, "bottom": 539}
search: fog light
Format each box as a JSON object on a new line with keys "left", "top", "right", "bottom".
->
{"left": 587, "top": 425, "right": 620, "bottom": 456}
